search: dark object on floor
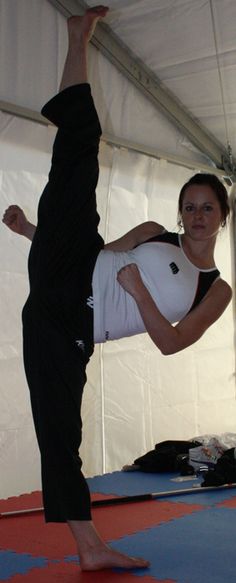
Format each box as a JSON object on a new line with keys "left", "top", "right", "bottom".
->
{"left": 124, "top": 440, "right": 201, "bottom": 473}
{"left": 202, "top": 448, "right": 236, "bottom": 486}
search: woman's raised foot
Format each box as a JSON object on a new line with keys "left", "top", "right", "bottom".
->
{"left": 67, "top": 5, "right": 109, "bottom": 44}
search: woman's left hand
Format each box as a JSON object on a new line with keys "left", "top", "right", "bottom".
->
{"left": 117, "top": 263, "right": 144, "bottom": 297}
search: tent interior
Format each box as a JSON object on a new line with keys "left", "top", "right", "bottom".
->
{"left": 0, "top": 0, "right": 235, "bottom": 499}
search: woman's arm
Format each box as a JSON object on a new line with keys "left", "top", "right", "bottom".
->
{"left": 117, "top": 264, "right": 232, "bottom": 355}
{"left": 2, "top": 205, "right": 36, "bottom": 241}
{"left": 104, "top": 221, "right": 165, "bottom": 252}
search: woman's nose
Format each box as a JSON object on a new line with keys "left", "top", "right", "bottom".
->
{"left": 194, "top": 207, "right": 203, "bottom": 219}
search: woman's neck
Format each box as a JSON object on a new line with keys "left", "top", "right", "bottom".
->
{"left": 180, "top": 233, "right": 217, "bottom": 269}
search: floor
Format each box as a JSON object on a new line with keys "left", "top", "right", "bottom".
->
{"left": 1, "top": 471, "right": 236, "bottom": 582}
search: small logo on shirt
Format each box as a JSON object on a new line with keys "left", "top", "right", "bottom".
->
{"left": 169, "top": 262, "right": 179, "bottom": 274}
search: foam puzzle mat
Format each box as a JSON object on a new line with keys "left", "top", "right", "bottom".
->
{"left": 0, "top": 471, "right": 236, "bottom": 582}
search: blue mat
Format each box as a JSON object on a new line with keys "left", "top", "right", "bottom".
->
{"left": 1, "top": 471, "right": 236, "bottom": 582}
{"left": 88, "top": 470, "right": 236, "bottom": 505}
{"left": 108, "top": 506, "right": 236, "bottom": 583}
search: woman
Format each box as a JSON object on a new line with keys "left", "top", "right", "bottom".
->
{"left": 2, "top": 5, "right": 232, "bottom": 572}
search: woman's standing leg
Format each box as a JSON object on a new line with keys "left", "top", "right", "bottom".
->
{"left": 54, "top": 7, "right": 149, "bottom": 571}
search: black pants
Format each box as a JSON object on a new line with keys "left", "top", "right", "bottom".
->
{"left": 22, "top": 84, "right": 104, "bottom": 522}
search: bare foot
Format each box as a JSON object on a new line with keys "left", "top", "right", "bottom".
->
{"left": 68, "top": 5, "right": 109, "bottom": 44}
{"left": 80, "top": 544, "right": 150, "bottom": 571}
{"left": 68, "top": 511, "right": 149, "bottom": 572}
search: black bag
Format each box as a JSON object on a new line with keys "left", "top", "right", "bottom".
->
{"left": 202, "top": 448, "right": 236, "bottom": 486}
{"left": 133, "top": 440, "right": 201, "bottom": 473}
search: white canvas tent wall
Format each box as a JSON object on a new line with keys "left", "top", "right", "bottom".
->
{"left": 0, "top": 0, "right": 235, "bottom": 499}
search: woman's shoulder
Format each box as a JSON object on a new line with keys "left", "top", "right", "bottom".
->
{"left": 145, "top": 230, "right": 179, "bottom": 246}
{"left": 211, "top": 277, "right": 232, "bottom": 303}
{"left": 217, "top": 277, "right": 232, "bottom": 294}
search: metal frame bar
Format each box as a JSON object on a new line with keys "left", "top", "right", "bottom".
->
{"left": 0, "top": 100, "right": 48, "bottom": 126}
{"left": 0, "top": 99, "right": 231, "bottom": 183}
{"left": 47, "top": 0, "right": 236, "bottom": 177}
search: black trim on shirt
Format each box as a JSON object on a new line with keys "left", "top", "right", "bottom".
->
{"left": 189, "top": 270, "right": 220, "bottom": 312}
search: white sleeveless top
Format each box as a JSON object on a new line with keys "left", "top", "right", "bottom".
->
{"left": 92, "top": 232, "right": 220, "bottom": 343}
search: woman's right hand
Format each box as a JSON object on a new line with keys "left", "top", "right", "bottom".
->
{"left": 2, "top": 205, "right": 30, "bottom": 236}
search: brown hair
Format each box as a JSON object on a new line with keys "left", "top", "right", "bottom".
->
{"left": 178, "top": 173, "right": 230, "bottom": 227}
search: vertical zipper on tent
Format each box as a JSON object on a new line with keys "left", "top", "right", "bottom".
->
{"left": 209, "top": 0, "right": 234, "bottom": 174}
{"left": 99, "top": 343, "right": 106, "bottom": 474}
{"left": 99, "top": 144, "right": 118, "bottom": 474}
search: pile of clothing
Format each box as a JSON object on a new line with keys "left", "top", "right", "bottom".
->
{"left": 122, "top": 433, "right": 236, "bottom": 486}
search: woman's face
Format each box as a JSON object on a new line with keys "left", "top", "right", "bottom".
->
{"left": 181, "top": 184, "right": 223, "bottom": 241}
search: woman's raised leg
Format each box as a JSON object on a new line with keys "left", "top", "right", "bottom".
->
{"left": 60, "top": 6, "right": 149, "bottom": 571}
{"left": 60, "top": 5, "right": 107, "bottom": 90}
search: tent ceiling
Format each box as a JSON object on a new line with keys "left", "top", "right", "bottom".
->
{"left": 48, "top": 0, "right": 236, "bottom": 179}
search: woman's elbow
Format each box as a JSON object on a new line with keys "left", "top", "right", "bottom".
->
{"left": 155, "top": 335, "right": 186, "bottom": 355}
{"left": 154, "top": 340, "right": 179, "bottom": 356}
{"left": 150, "top": 327, "right": 187, "bottom": 355}
{"left": 160, "top": 345, "right": 178, "bottom": 356}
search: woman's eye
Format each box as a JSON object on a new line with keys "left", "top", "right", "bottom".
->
{"left": 185, "top": 205, "right": 194, "bottom": 212}
{"left": 204, "top": 205, "right": 213, "bottom": 211}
